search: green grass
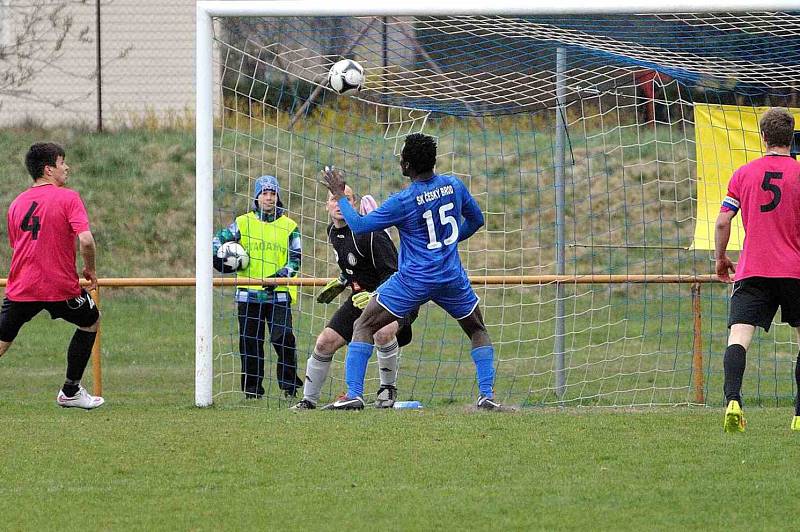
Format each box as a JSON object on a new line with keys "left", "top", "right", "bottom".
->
{"left": 1, "top": 294, "right": 798, "bottom": 530}
{"left": 1, "top": 396, "right": 798, "bottom": 530}
{"left": 0, "top": 121, "right": 798, "bottom": 528}
{"left": 0, "top": 127, "right": 196, "bottom": 277}
{"left": 0, "top": 124, "right": 796, "bottom": 407}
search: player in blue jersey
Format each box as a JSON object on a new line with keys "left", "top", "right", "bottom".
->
{"left": 320, "top": 133, "right": 501, "bottom": 410}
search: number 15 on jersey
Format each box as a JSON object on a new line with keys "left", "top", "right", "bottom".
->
{"left": 423, "top": 202, "right": 459, "bottom": 249}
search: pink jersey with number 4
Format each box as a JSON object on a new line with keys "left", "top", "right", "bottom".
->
{"left": 720, "top": 154, "right": 800, "bottom": 280}
{"left": 6, "top": 184, "right": 90, "bottom": 301}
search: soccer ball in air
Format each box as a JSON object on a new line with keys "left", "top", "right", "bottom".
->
{"left": 328, "top": 59, "right": 364, "bottom": 95}
{"left": 217, "top": 241, "right": 249, "bottom": 271}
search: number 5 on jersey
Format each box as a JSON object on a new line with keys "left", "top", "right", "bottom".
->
{"left": 760, "top": 171, "right": 782, "bottom": 212}
{"left": 21, "top": 201, "right": 42, "bottom": 240}
{"left": 423, "top": 202, "right": 459, "bottom": 249}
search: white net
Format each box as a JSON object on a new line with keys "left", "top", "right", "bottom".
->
{"left": 207, "top": 12, "right": 800, "bottom": 407}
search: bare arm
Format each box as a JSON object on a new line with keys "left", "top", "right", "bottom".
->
{"left": 78, "top": 230, "right": 98, "bottom": 291}
{"left": 714, "top": 210, "right": 736, "bottom": 283}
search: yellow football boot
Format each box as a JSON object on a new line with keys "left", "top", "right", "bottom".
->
{"left": 723, "top": 400, "right": 746, "bottom": 433}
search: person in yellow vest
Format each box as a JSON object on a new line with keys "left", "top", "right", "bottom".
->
{"left": 213, "top": 175, "right": 303, "bottom": 399}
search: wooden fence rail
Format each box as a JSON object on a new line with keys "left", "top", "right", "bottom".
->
{"left": 0, "top": 275, "right": 721, "bottom": 402}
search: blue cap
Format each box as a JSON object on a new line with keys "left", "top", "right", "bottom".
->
{"left": 253, "top": 175, "right": 283, "bottom": 210}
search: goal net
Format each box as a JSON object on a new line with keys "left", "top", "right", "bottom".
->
{"left": 197, "top": 5, "right": 800, "bottom": 408}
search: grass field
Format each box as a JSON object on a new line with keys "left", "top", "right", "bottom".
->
{"left": 0, "top": 125, "right": 797, "bottom": 407}
{"left": 1, "top": 293, "right": 798, "bottom": 531}
{"left": 2, "top": 401, "right": 799, "bottom": 530}
{"left": 0, "top": 124, "right": 798, "bottom": 529}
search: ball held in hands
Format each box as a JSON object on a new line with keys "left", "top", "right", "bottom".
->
{"left": 216, "top": 241, "right": 249, "bottom": 271}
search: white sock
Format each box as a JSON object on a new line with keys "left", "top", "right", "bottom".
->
{"left": 376, "top": 339, "right": 399, "bottom": 387}
{"left": 303, "top": 351, "right": 333, "bottom": 404}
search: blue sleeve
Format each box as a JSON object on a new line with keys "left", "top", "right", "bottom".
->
{"left": 212, "top": 221, "right": 240, "bottom": 253}
{"left": 458, "top": 184, "right": 484, "bottom": 242}
{"left": 338, "top": 195, "right": 405, "bottom": 235}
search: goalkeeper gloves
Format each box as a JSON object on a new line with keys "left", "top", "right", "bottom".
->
{"left": 351, "top": 290, "right": 373, "bottom": 310}
{"left": 317, "top": 275, "right": 347, "bottom": 304}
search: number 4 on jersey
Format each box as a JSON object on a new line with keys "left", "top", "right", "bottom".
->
{"left": 21, "top": 201, "right": 41, "bottom": 240}
{"left": 423, "top": 202, "right": 459, "bottom": 249}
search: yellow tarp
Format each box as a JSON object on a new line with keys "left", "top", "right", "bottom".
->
{"left": 692, "top": 104, "right": 800, "bottom": 250}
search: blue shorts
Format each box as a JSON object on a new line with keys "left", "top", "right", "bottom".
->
{"left": 375, "top": 271, "right": 479, "bottom": 320}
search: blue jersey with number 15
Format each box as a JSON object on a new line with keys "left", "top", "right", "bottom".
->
{"left": 338, "top": 174, "right": 484, "bottom": 284}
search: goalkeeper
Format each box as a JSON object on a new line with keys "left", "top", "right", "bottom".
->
{"left": 292, "top": 184, "right": 416, "bottom": 410}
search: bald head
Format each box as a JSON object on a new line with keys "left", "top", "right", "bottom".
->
{"left": 328, "top": 184, "right": 354, "bottom": 203}
{"left": 327, "top": 184, "right": 355, "bottom": 227}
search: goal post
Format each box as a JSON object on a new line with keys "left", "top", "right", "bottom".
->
{"left": 196, "top": 1, "right": 800, "bottom": 408}
{"left": 196, "top": 4, "right": 215, "bottom": 407}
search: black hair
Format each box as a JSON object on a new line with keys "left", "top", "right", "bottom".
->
{"left": 25, "top": 142, "right": 65, "bottom": 181}
{"left": 401, "top": 133, "right": 437, "bottom": 174}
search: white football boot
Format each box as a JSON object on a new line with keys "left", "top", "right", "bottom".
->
{"left": 56, "top": 386, "right": 105, "bottom": 410}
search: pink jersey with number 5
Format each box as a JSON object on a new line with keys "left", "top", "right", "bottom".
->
{"left": 720, "top": 154, "right": 800, "bottom": 280}
{"left": 6, "top": 184, "right": 90, "bottom": 301}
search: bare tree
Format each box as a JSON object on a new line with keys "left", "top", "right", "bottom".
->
{"left": 0, "top": 0, "right": 91, "bottom": 109}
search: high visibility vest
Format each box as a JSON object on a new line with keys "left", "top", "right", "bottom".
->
{"left": 236, "top": 211, "right": 298, "bottom": 303}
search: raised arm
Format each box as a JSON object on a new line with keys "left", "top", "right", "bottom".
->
{"left": 321, "top": 165, "right": 404, "bottom": 235}
{"left": 338, "top": 196, "right": 403, "bottom": 235}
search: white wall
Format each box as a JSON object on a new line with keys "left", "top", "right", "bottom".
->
{"left": 0, "top": 0, "right": 196, "bottom": 128}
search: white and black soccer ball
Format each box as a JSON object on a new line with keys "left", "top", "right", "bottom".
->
{"left": 328, "top": 59, "right": 365, "bottom": 95}
{"left": 217, "top": 241, "right": 249, "bottom": 271}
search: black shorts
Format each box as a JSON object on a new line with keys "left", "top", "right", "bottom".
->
{"left": 327, "top": 296, "right": 417, "bottom": 347}
{"left": 728, "top": 277, "right": 800, "bottom": 332}
{"left": 0, "top": 289, "right": 100, "bottom": 342}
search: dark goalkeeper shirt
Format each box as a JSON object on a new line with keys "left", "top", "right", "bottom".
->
{"left": 327, "top": 223, "right": 397, "bottom": 293}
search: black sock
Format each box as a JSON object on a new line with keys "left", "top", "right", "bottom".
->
{"left": 795, "top": 352, "right": 800, "bottom": 416}
{"left": 62, "top": 379, "right": 80, "bottom": 397}
{"left": 723, "top": 343, "right": 746, "bottom": 406}
{"left": 63, "top": 329, "right": 97, "bottom": 394}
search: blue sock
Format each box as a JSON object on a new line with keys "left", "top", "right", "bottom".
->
{"left": 345, "top": 342, "right": 374, "bottom": 398}
{"left": 471, "top": 346, "right": 495, "bottom": 398}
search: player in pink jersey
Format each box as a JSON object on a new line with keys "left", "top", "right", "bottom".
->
{"left": 715, "top": 108, "right": 800, "bottom": 432}
{"left": 0, "top": 143, "right": 103, "bottom": 410}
